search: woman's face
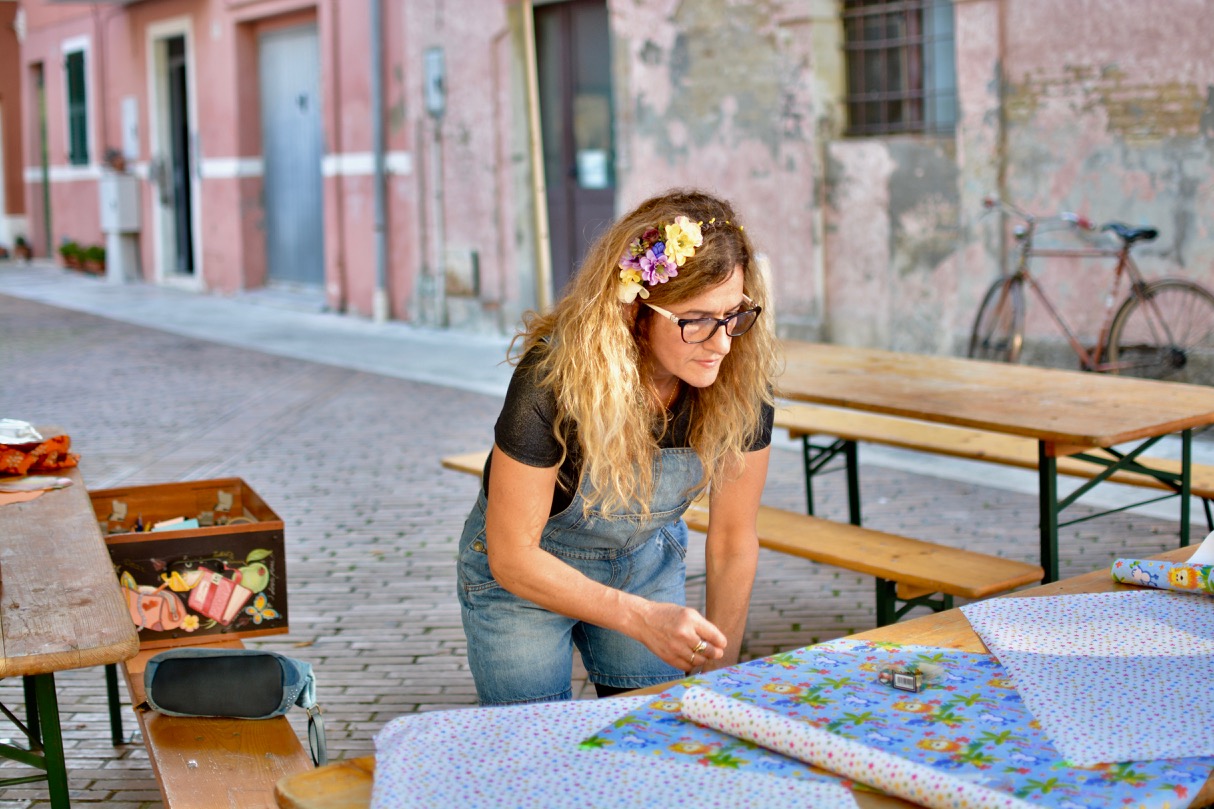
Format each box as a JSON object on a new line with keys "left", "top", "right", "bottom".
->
{"left": 646, "top": 264, "right": 745, "bottom": 390}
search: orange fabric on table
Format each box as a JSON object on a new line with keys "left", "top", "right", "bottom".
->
{"left": 0, "top": 434, "right": 79, "bottom": 475}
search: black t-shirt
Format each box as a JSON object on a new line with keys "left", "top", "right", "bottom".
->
{"left": 483, "top": 347, "right": 775, "bottom": 515}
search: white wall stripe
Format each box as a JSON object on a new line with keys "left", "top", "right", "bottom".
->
{"left": 322, "top": 151, "right": 413, "bottom": 177}
{"left": 23, "top": 164, "right": 102, "bottom": 183}
{"left": 24, "top": 152, "right": 413, "bottom": 184}
{"left": 199, "top": 157, "right": 264, "bottom": 179}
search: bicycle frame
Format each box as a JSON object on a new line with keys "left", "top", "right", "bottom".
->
{"left": 998, "top": 207, "right": 1156, "bottom": 373}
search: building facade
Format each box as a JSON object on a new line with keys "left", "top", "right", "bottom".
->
{"left": 5, "top": 0, "right": 1213, "bottom": 358}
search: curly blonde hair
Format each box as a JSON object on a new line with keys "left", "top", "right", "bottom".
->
{"left": 514, "top": 189, "right": 778, "bottom": 515}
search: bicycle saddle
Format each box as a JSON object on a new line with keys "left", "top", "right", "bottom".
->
{"left": 1102, "top": 222, "right": 1158, "bottom": 244}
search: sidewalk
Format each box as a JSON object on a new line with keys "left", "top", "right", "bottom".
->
{"left": 0, "top": 261, "right": 515, "bottom": 398}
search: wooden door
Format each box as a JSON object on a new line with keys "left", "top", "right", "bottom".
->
{"left": 534, "top": 0, "right": 616, "bottom": 296}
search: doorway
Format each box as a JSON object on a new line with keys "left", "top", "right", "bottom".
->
{"left": 149, "top": 28, "right": 197, "bottom": 279}
{"left": 534, "top": 0, "right": 616, "bottom": 296}
{"left": 258, "top": 24, "right": 324, "bottom": 288}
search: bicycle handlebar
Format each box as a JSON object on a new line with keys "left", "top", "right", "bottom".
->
{"left": 982, "top": 197, "right": 1095, "bottom": 232}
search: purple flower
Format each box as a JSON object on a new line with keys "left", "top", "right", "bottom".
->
{"left": 619, "top": 253, "right": 642, "bottom": 272}
{"left": 640, "top": 243, "right": 678, "bottom": 284}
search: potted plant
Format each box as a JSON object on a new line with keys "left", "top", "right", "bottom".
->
{"left": 13, "top": 236, "right": 33, "bottom": 262}
{"left": 58, "top": 240, "right": 83, "bottom": 270}
{"left": 83, "top": 244, "right": 107, "bottom": 274}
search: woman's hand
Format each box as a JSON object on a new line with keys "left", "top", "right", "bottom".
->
{"left": 636, "top": 601, "right": 727, "bottom": 672}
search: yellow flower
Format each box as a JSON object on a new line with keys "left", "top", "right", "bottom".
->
{"left": 182, "top": 615, "right": 200, "bottom": 632}
{"left": 664, "top": 216, "right": 703, "bottom": 267}
{"left": 618, "top": 268, "right": 650, "bottom": 303}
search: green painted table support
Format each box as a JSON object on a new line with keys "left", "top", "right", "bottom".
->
{"left": 105, "top": 663, "right": 125, "bottom": 746}
{"left": 1038, "top": 444, "right": 1059, "bottom": 584}
{"left": 874, "top": 579, "right": 954, "bottom": 627}
{"left": 800, "top": 437, "right": 862, "bottom": 526}
{"left": 0, "top": 673, "right": 71, "bottom": 807}
{"left": 801, "top": 431, "right": 1199, "bottom": 586}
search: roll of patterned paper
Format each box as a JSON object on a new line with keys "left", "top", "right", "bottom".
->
{"left": 681, "top": 685, "right": 1037, "bottom": 809}
{"left": 1111, "top": 558, "right": 1214, "bottom": 595}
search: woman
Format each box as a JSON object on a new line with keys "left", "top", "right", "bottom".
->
{"left": 457, "top": 189, "right": 777, "bottom": 705}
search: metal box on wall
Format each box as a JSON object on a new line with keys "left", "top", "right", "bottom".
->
{"left": 99, "top": 172, "right": 141, "bottom": 234}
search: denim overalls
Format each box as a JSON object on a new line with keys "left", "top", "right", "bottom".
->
{"left": 457, "top": 447, "right": 704, "bottom": 705}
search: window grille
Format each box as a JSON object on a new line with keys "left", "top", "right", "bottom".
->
{"left": 843, "top": 0, "right": 957, "bottom": 136}
{"left": 65, "top": 50, "right": 88, "bottom": 165}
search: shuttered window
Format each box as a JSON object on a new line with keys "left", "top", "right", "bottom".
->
{"left": 65, "top": 49, "right": 88, "bottom": 165}
{"left": 843, "top": 0, "right": 957, "bottom": 136}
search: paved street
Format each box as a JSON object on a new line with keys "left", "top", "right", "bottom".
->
{"left": 0, "top": 262, "right": 1191, "bottom": 807}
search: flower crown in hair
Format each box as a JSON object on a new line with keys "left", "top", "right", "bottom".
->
{"left": 617, "top": 215, "right": 704, "bottom": 304}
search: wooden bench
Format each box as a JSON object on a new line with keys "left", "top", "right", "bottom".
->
{"left": 105, "top": 639, "right": 314, "bottom": 809}
{"left": 776, "top": 403, "right": 1214, "bottom": 528}
{"left": 440, "top": 451, "right": 1043, "bottom": 625}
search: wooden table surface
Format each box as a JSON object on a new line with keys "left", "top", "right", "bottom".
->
{"left": 779, "top": 341, "right": 1214, "bottom": 449}
{"left": 274, "top": 545, "right": 1213, "bottom": 809}
{"left": 0, "top": 464, "right": 139, "bottom": 676}
{"left": 777, "top": 341, "right": 1214, "bottom": 582}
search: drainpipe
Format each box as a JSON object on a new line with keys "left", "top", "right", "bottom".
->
{"left": 371, "top": 0, "right": 389, "bottom": 323}
{"left": 520, "top": 0, "right": 552, "bottom": 312}
{"left": 995, "top": 0, "right": 1010, "bottom": 267}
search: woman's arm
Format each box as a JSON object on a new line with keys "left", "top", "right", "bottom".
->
{"left": 484, "top": 444, "right": 725, "bottom": 671}
{"left": 703, "top": 444, "right": 769, "bottom": 669}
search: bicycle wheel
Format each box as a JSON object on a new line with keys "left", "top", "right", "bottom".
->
{"left": 1105, "top": 278, "right": 1214, "bottom": 385}
{"left": 968, "top": 277, "right": 1025, "bottom": 362}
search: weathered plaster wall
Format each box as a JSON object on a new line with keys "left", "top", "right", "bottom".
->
{"left": 997, "top": 0, "right": 1214, "bottom": 353}
{"left": 611, "top": 0, "right": 823, "bottom": 336}
{"left": 820, "top": 0, "right": 1214, "bottom": 360}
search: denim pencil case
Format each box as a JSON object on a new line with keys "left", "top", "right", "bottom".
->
{"left": 142, "top": 647, "right": 326, "bottom": 765}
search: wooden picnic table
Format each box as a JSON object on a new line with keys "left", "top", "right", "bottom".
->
{"left": 0, "top": 461, "right": 140, "bottom": 807}
{"left": 274, "top": 545, "right": 1212, "bottom": 809}
{"left": 778, "top": 340, "right": 1214, "bottom": 582}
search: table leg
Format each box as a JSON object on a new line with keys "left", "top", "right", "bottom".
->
{"left": 22, "top": 677, "right": 41, "bottom": 748}
{"left": 1181, "top": 429, "right": 1192, "bottom": 547}
{"left": 1038, "top": 442, "right": 1059, "bottom": 584}
{"left": 800, "top": 437, "right": 857, "bottom": 521}
{"left": 105, "top": 664, "right": 125, "bottom": 746}
{"left": 845, "top": 441, "right": 862, "bottom": 526}
{"left": 32, "top": 674, "right": 71, "bottom": 809}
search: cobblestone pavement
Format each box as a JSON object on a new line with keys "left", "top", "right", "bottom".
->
{"left": 0, "top": 283, "right": 1191, "bottom": 807}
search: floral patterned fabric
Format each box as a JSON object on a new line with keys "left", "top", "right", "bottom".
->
{"left": 371, "top": 695, "right": 858, "bottom": 809}
{"left": 585, "top": 638, "right": 1213, "bottom": 808}
{"left": 681, "top": 685, "right": 1035, "bottom": 809}
{"left": 1112, "top": 558, "right": 1214, "bottom": 596}
{"left": 960, "top": 591, "right": 1214, "bottom": 767}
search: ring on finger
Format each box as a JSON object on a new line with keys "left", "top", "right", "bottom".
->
{"left": 692, "top": 639, "right": 708, "bottom": 655}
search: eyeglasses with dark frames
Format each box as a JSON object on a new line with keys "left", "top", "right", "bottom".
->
{"left": 645, "top": 296, "right": 763, "bottom": 344}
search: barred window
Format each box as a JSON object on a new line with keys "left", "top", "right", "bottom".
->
{"left": 65, "top": 49, "right": 89, "bottom": 165}
{"left": 843, "top": 0, "right": 957, "bottom": 136}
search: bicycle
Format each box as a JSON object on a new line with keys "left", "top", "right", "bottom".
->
{"left": 968, "top": 197, "right": 1214, "bottom": 386}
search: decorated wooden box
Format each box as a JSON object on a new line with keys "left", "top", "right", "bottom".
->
{"left": 90, "top": 478, "right": 289, "bottom": 649}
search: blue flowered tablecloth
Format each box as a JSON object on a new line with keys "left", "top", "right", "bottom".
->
{"left": 585, "top": 638, "right": 1214, "bottom": 808}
